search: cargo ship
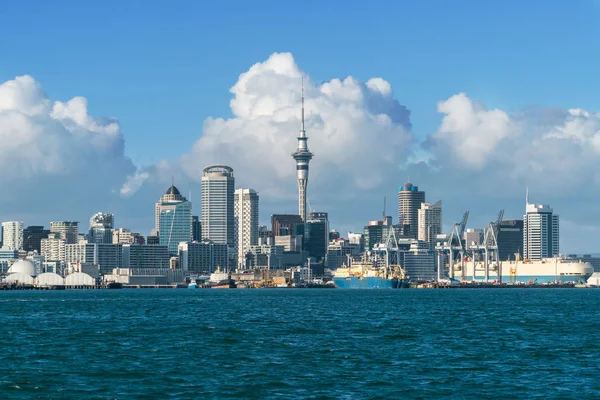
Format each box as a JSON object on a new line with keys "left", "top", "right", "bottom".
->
{"left": 452, "top": 256, "right": 593, "bottom": 284}
{"left": 333, "top": 261, "right": 403, "bottom": 289}
{"left": 208, "top": 270, "right": 237, "bottom": 289}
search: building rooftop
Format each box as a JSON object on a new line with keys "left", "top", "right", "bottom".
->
{"left": 166, "top": 185, "right": 180, "bottom": 196}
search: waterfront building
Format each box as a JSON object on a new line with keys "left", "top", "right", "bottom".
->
{"left": 41, "top": 233, "right": 66, "bottom": 261}
{"left": 89, "top": 212, "right": 114, "bottom": 244}
{"left": 178, "top": 241, "right": 229, "bottom": 273}
{"left": 418, "top": 200, "right": 442, "bottom": 248}
{"left": 402, "top": 240, "right": 436, "bottom": 281}
{"left": 201, "top": 165, "right": 235, "bottom": 248}
{"left": 245, "top": 244, "right": 285, "bottom": 268}
{"left": 192, "top": 216, "right": 201, "bottom": 242}
{"left": 156, "top": 185, "right": 193, "bottom": 255}
{"left": 304, "top": 212, "right": 328, "bottom": 263}
{"left": 291, "top": 79, "right": 313, "bottom": 222}
{"left": 524, "top": 197, "right": 559, "bottom": 260}
{"left": 65, "top": 243, "right": 94, "bottom": 263}
{"left": 94, "top": 243, "right": 123, "bottom": 275}
{"left": 234, "top": 188, "right": 259, "bottom": 268}
{"left": 497, "top": 219, "right": 524, "bottom": 261}
{"left": 2, "top": 221, "right": 23, "bottom": 251}
{"left": 122, "top": 244, "right": 170, "bottom": 269}
{"left": 23, "top": 226, "right": 49, "bottom": 253}
{"left": 50, "top": 221, "right": 79, "bottom": 244}
{"left": 398, "top": 181, "right": 425, "bottom": 239}
{"left": 65, "top": 243, "right": 122, "bottom": 275}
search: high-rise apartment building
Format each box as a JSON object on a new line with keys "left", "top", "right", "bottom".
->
{"left": 523, "top": 198, "right": 559, "bottom": 260}
{"left": 398, "top": 182, "right": 425, "bottom": 239}
{"left": 41, "top": 233, "right": 66, "bottom": 261}
{"left": 418, "top": 200, "right": 442, "bottom": 248}
{"left": 50, "top": 221, "right": 79, "bottom": 244}
{"left": 2, "top": 221, "right": 23, "bottom": 251}
{"left": 156, "top": 185, "right": 192, "bottom": 255}
{"left": 234, "top": 189, "right": 259, "bottom": 268}
{"left": 201, "top": 165, "right": 235, "bottom": 248}
{"left": 23, "top": 226, "right": 50, "bottom": 253}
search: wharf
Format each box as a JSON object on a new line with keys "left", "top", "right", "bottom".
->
{"left": 423, "top": 283, "right": 577, "bottom": 289}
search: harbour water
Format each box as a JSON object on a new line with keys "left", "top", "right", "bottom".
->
{"left": 1, "top": 289, "right": 600, "bottom": 398}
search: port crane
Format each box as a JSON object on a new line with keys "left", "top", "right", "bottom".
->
{"left": 469, "top": 210, "right": 503, "bottom": 282}
{"left": 435, "top": 211, "right": 469, "bottom": 281}
{"left": 371, "top": 225, "right": 405, "bottom": 280}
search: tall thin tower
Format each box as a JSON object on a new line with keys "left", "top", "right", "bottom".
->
{"left": 292, "top": 78, "right": 313, "bottom": 222}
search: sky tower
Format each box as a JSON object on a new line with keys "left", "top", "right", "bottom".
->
{"left": 292, "top": 78, "right": 313, "bottom": 222}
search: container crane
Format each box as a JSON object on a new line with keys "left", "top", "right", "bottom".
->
{"left": 435, "top": 211, "right": 469, "bottom": 281}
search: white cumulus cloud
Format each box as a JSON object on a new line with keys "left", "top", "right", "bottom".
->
{"left": 144, "top": 52, "right": 414, "bottom": 215}
{"left": 0, "top": 74, "right": 136, "bottom": 226}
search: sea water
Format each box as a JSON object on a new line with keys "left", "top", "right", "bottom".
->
{"left": 1, "top": 289, "right": 599, "bottom": 399}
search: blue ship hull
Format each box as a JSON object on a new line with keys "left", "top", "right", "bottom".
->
{"left": 334, "top": 276, "right": 398, "bottom": 289}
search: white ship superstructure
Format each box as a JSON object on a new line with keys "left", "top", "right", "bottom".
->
{"left": 452, "top": 257, "right": 592, "bottom": 284}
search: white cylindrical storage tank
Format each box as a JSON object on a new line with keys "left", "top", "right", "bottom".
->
{"left": 65, "top": 272, "right": 95, "bottom": 287}
{"left": 5, "top": 273, "right": 35, "bottom": 285}
{"left": 35, "top": 273, "right": 65, "bottom": 286}
{"left": 7, "top": 260, "right": 36, "bottom": 277}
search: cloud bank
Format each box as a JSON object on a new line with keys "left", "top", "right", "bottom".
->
{"left": 3, "top": 52, "right": 600, "bottom": 252}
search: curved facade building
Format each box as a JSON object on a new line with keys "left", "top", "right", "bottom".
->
{"left": 201, "top": 165, "right": 235, "bottom": 249}
{"left": 398, "top": 182, "right": 425, "bottom": 239}
{"left": 156, "top": 185, "right": 192, "bottom": 255}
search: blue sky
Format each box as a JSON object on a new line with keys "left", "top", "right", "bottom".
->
{"left": 3, "top": 0, "right": 599, "bottom": 164}
{"left": 2, "top": 0, "right": 600, "bottom": 252}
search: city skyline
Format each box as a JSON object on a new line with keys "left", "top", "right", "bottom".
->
{"left": 2, "top": 1, "right": 600, "bottom": 252}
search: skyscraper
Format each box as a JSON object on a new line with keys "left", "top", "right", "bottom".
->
{"left": 497, "top": 219, "right": 524, "bottom": 261}
{"left": 157, "top": 185, "right": 192, "bottom": 255}
{"left": 292, "top": 78, "right": 313, "bottom": 222}
{"left": 234, "top": 189, "right": 259, "bottom": 267}
{"left": 523, "top": 194, "right": 559, "bottom": 260}
{"left": 418, "top": 200, "right": 442, "bottom": 248}
{"left": 201, "top": 165, "right": 235, "bottom": 248}
{"left": 2, "top": 221, "right": 23, "bottom": 250}
{"left": 398, "top": 181, "right": 425, "bottom": 239}
{"left": 89, "top": 212, "right": 114, "bottom": 244}
{"left": 50, "top": 221, "right": 79, "bottom": 244}
{"left": 305, "top": 212, "right": 329, "bottom": 263}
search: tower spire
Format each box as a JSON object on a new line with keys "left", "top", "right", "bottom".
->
{"left": 300, "top": 76, "right": 305, "bottom": 137}
{"left": 526, "top": 187, "right": 529, "bottom": 206}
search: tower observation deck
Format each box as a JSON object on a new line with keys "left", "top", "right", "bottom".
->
{"left": 292, "top": 78, "right": 313, "bottom": 222}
